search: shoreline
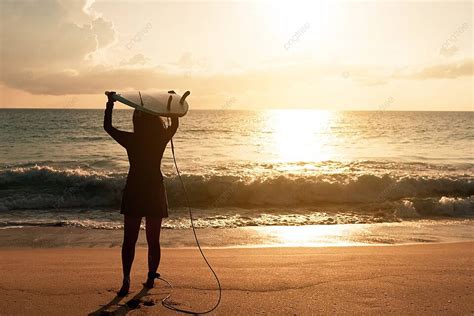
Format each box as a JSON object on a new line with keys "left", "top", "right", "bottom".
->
{"left": 0, "top": 242, "right": 472, "bottom": 315}
{"left": 0, "top": 220, "right": 472, "bottom": 248}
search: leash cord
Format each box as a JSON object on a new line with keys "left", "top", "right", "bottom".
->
{"left": 159, "top": 122, "right": 222, "bottom": 314}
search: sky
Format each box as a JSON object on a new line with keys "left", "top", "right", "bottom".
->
{"left": 0, "top": 0, "right": 472, "bottom": 110}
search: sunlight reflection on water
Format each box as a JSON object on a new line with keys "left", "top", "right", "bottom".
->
{"left": 264, "top": 109, "right": 336, "bottom": 163}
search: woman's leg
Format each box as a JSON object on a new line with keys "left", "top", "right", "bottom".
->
{"left": 118, "top": 215, "right": 142, "bottom": 296}
{"left": 145, "top": 216, "right": 163, "bottom": 288}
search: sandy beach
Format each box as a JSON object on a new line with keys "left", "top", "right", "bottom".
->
{"left": 0, "top": 242, "right": 472, "bottom": 315}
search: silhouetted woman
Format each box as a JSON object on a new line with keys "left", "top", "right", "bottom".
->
{"left": 104, "top": 92, "right": 178, "bottom": 296}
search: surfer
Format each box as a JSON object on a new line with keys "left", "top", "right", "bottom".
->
{"left": 103, "top": 91, "right": 179, "bottom": 297}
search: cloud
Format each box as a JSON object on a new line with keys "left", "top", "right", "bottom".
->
{"left": 0, "top": 60, "right": 326, "bottom": 95}
{"left": 4, "top": 52, "right": 472, "bottom": 97}
{"left": 4, "top": 66, "right": 174, "bottom": 95}
{"left": 120, "top": 54, "right": 150, "bottom": 66}
{"left": 0, "top": 0, "right": 116, "bottom": 83}
{"left": 0, "top": 0, "right": 471, "bottom": 99}
{"left": 394, "top": 59, "right": 473, "bottom": 80}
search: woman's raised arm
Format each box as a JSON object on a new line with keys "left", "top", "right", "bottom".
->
{"left": 103, "top": 93, "right": 133, "bottom": 148}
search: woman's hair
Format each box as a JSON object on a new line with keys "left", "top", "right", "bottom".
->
{"left": 133, "top": 109, "right": 166, "bottom": 136}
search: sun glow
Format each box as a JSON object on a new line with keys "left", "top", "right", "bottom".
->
{"left": 266, "top": 109, "right": 334, "bottom": 162}
{"left": 255, "top": 225, "right": 365, "bottom": 247}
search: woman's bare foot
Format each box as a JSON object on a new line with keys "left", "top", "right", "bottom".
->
{"left": 144, "top": 272, "right": 160, "bottom": 289}
{"left": 117, "top": 277, "right": 130, "bottom": 297}
{"left": 144, "top": 277, "right": 154, "bottom": 289}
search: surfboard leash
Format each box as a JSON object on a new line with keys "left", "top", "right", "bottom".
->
{"left": 158, "top": 118, "right": 222, "bottom": 314}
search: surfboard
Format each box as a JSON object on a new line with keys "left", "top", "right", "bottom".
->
{"left": 105, "top": 90, "right": 190, "bottom": 117}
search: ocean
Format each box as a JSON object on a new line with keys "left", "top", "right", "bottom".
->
{"left": 0, "top": 109, "right": 472, "bottom": 246}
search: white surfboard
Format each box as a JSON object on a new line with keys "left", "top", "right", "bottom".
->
{"left": 105, "top": 90, "right": 190, "bottom": 117}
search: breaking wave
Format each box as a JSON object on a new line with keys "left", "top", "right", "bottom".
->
{"left": 0, "top": 165, "right": 472, "bottom": 221}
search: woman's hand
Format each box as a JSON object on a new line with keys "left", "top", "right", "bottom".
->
{"left": 106, "top": 91, "right": 116, "bottom": 110}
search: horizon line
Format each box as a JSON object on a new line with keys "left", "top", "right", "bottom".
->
{"left": 0, "top": 107, "right": 472, "bottom": 112}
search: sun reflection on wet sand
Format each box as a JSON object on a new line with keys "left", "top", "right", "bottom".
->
{"left": 250, "top": 224, "right": 371, "bottom": 247}
{"left": 244, "top": 221, "right": 474, "bottom": 248}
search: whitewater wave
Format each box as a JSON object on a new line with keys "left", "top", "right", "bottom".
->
{"left": 1, "top": 206, "right": 473, "bottom": 230}
{"left": 0, "top": 165, "right": 472, "bottom": 218}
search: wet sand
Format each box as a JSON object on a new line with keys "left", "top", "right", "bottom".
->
{"left": 0, "top": 221, "right": 472, "bottom": 248}
{"left": 0, "top": 242, "right": 472, "bottom": 315}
